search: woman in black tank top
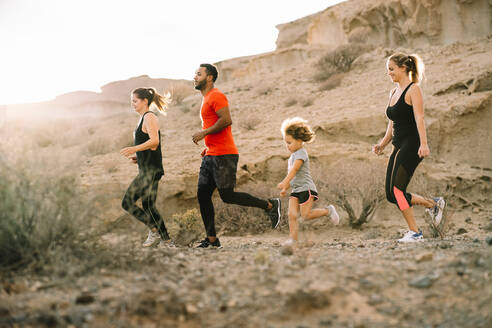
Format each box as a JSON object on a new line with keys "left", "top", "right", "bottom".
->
{"left": 372, "top": 53, "right": 446, "bottom": 243}
{"left": 120, "top": 87, "right": 172, "bottom": 247}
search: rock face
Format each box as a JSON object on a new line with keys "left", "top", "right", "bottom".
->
{"left": 276, "top": 0, "right": 492, "bottom": 49}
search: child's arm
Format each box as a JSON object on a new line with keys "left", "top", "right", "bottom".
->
{"left": 277, "top": 159, "right": 303, "bottom": 196}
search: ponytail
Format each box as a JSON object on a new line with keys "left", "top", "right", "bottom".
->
{"left": 132, "top": 87, "right": 172, "bottom": 115}
{"left": 388, "top": 53, "right": 425, "bottom": 84}
{"left": 407, "top": 54, "right": 425, "bottom": 84}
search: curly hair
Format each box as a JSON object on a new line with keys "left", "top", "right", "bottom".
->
{"left": 280, "top": 117, "right": 315, "bottom": 143}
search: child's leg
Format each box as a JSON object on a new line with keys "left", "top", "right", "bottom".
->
{"left": 300, "top": 197, "right": 329, "bottom": 221}
{"left": 288, "top": 197, "right": 300, "bottom": 241}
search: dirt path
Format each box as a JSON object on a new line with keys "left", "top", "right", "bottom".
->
{"left": 1, "top": 228, "right": 491, "bottom": 328}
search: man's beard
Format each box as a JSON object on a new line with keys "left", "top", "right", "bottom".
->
{"left": 194, "top": 79, "right": 206, "bottom": 90}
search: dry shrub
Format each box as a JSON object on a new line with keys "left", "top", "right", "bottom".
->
{"left": 302, "top": 98, "right": 314, "bottom": 107}
{"left": 167, "top": 208, "right": 203, "bottom": 246}
{"left": 314, "top": 43, "right": 374, "bottom": 82}
{"left": 215, "top": 184, "right": 278, "bottom": 235}
{"left": 409, "top": 172, "right": 453, "bottom": 238}
{"left": 171, "top": 82, "right": 194, "bottom": 105}
{"left": 240, "top": 115, "right": 261, "bottom": 131}
{"left": 318, "top": 74, "right": 344, "bottom": 91}
{"left": 314, "top": 159, "right": 385, "bottom": 229}
{"left": 284, "top": 98, "right": 298, "bottom": 107}
{"left": 86, "top": 137, "right": 114, "bottom": 156}
{"left": 0, "top": 158, "right": 116, "bottom": 275}
{"left": 257, "top": 86, "right": 272, "bottom": 96}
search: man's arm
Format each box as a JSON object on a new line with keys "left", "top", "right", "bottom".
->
{"left": 192, "top": 106, "right": 232, "bottom": 144}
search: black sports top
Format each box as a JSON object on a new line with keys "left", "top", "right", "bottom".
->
{"left": 134, "top": 111, "right": 164, "bottom": 174}
{"left": 386, "top": 82, "right": 419, "bottom": 146}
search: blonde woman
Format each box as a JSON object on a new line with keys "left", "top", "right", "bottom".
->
{"left": 277, "top": 117, "right": 340, "bottom": 246}
{"left": 373, "top": 53, "right": 445, "bottom": 243}
{"left": 120, "top": 87, "right": 172, "bottom": 247}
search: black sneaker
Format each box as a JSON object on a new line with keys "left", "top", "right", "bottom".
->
{"left": 195, "top": 237, "right": 222, "bottom": 248}
{"left": 266, "top": 198, "right": 281, "bottom": 229}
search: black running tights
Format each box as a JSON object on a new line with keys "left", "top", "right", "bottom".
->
{"left": 197, "top": 185, "right": 269, "bottom": 237}
{"left": 122, "top": 172, "right": 169, "bottom": 239}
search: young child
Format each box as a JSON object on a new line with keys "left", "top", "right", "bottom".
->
{"left": 277, "top": 117, "right": 340, "bottom": 245}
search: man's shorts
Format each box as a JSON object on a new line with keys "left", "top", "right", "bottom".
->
{"left": 198, "top": 154, "right": 238, "bottom": 189}
{"left": 290, "top": 190, "right": 319, "bottom": 205}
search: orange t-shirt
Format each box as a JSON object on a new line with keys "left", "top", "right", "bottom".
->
{"left": 201, "top": 88, "right": 238, "bottom": 156}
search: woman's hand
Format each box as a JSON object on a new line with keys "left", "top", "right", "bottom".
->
{"left": 279, "top": 188, "right": 288, "bottom": 197}
{"left": 372, "top": 143, "right": 385, "bottom": 155}
{"left": 418, "top": 144, "right": 430, "bottom": 158}
{"left": 120, "top": 146, "right": 137, "bottom": 158}
{"left": 130, "top": 156, "right": 137, "bottom": 164}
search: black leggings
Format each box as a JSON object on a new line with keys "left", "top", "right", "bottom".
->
{"left": 122, "top": 171, "right": 169, "bottom": 240}
{"left": 197, "top": 185, "right": 268, "bottom": 237}
{"left": 385, "top": 138, "right": 422, "bottom": 211}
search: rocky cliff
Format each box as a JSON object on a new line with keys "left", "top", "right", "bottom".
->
{"left": 276, "top": 0, "right": 492, "bottom": 49}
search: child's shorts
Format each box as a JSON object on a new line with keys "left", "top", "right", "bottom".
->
{"left": 290, "top": 190, "right": 319, "bottom": 205}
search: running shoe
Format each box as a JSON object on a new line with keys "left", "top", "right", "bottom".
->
{"left": 282, "top": 238, "right": 297, "bottom": 247}
{"left": 327, "top": 204, "right": 340, "bottom": 225}
{"left": 142, "top": 230, "right": 161, "bottom": 247}
{"left": 425, "top": 197, "right": 446, "bottom": 225}
{"left": 266, "top": 198, "right": 281, "bottom": 229}
{"left": 397, "top": 230, "right": 424, "bottom": 243}
{"left": 159, "top": 239, "right": 176, "bottom": 248}
{"left": 195, "top": 237, "right": 222, "bottom": 249}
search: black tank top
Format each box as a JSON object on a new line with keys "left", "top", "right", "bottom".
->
{"left": 134, "top": 111, "right": 164, "bottom": 174}
{"left": 386, "top": 82, "right": 418, "bottom": 146}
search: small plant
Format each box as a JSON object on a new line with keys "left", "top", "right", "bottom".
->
{"left": 240, "top": 115, "right": 261, "bottom": 131}
{"left": 302, "top": 98, "right": 314, "bottom": 107}
{"left": 314, "top": 159, "right": 385, "bottom": 229}
{"left": 284, "top": 98, "right": 298, "bottom": 107}
{"left": 171, "top": 82, "right": 194, "bottom": 105}
{"left": 313, "top": 43, "right": 373, "bottom": 82}
{"left": 318, "top": 74, "right": 344, "bottom": 91}
{"left": 168, "top": 208, "right": 203, "bottom": 246}
{"left": 257, "top": 86, "right": 272, "bottom": 96}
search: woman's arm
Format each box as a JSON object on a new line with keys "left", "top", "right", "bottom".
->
{"left": 120, "top": 113, "right": 160, "bottom": 158}
{"left": 409, "top": 85, "right": 430, "bottom": 158}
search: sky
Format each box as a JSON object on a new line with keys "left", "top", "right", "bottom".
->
{"left": 0, "top": 0, "right": 345, "bottom": 105}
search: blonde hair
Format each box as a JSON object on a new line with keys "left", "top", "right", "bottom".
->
{"left": 281, "top": 117, "right": 315, "bottom": 143}
{"left": 388, "top": 53, "right": 425, "bottom": 84}
{"left": 132, "top": 87, "right": 172, "bottom": 115}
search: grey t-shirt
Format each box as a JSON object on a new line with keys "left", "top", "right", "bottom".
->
{"left": 288, "top": 148, "right": 317, "bottom": 193}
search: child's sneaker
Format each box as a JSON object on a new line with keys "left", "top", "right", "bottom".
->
{"left": 327, "top": 205, "right": 340, "bottom": 225}
{"left": 425, "top": 197, "right": 446, "bottom": 225}
{"left": 142, "top": 230, "right": 161, "bottom": 247}
{"left": 282, "top": 238, "right": 297, "bottom": 247}
{"left": 397, "top": 230, "right": 424, "bottom": 243}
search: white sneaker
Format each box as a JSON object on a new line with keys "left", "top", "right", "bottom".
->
{"left": 327, "top": 205, "right": 340, "bottom": 225}
{"left": 282, "top": 238, "right": 297, "bottom": 247}
{"left": 398, "top": 230, "right": 424, "bottom": 243}
{"left": 426, "top": 197, "right": 446, "bottom": 225}
{"left": 142, "top": 230, "right": 161, "bottom": 247}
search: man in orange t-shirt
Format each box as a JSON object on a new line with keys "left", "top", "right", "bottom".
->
{"left": 192, "top": 64, "right": 281, "bottom": 248}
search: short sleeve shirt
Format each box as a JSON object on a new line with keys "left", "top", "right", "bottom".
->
{"left": 288, "top": 148, "right": 317, "bottom": 193}
{"left": 201, "top": 88, "right": 238, "bottom": 156}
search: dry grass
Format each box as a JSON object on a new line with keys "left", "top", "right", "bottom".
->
{"left": 314, "top": 43, "right": 374, "bottom": 82}
{"left": 167, "top": 208, "right": 203, "bottom": 246}
{"left": 171, "top": 82, "right": 194, "bottom": 105}
{"left": 318, "top": 74, "right": 344, "bottom": 91}
{"left": 314, "top": 159, "right": 385, "bottom": 229}
{"left": 240, "top": 115, "right": 262, "bottom": 131}
{"left": 284, "top": 98, "right": 298, "bottom": 107}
